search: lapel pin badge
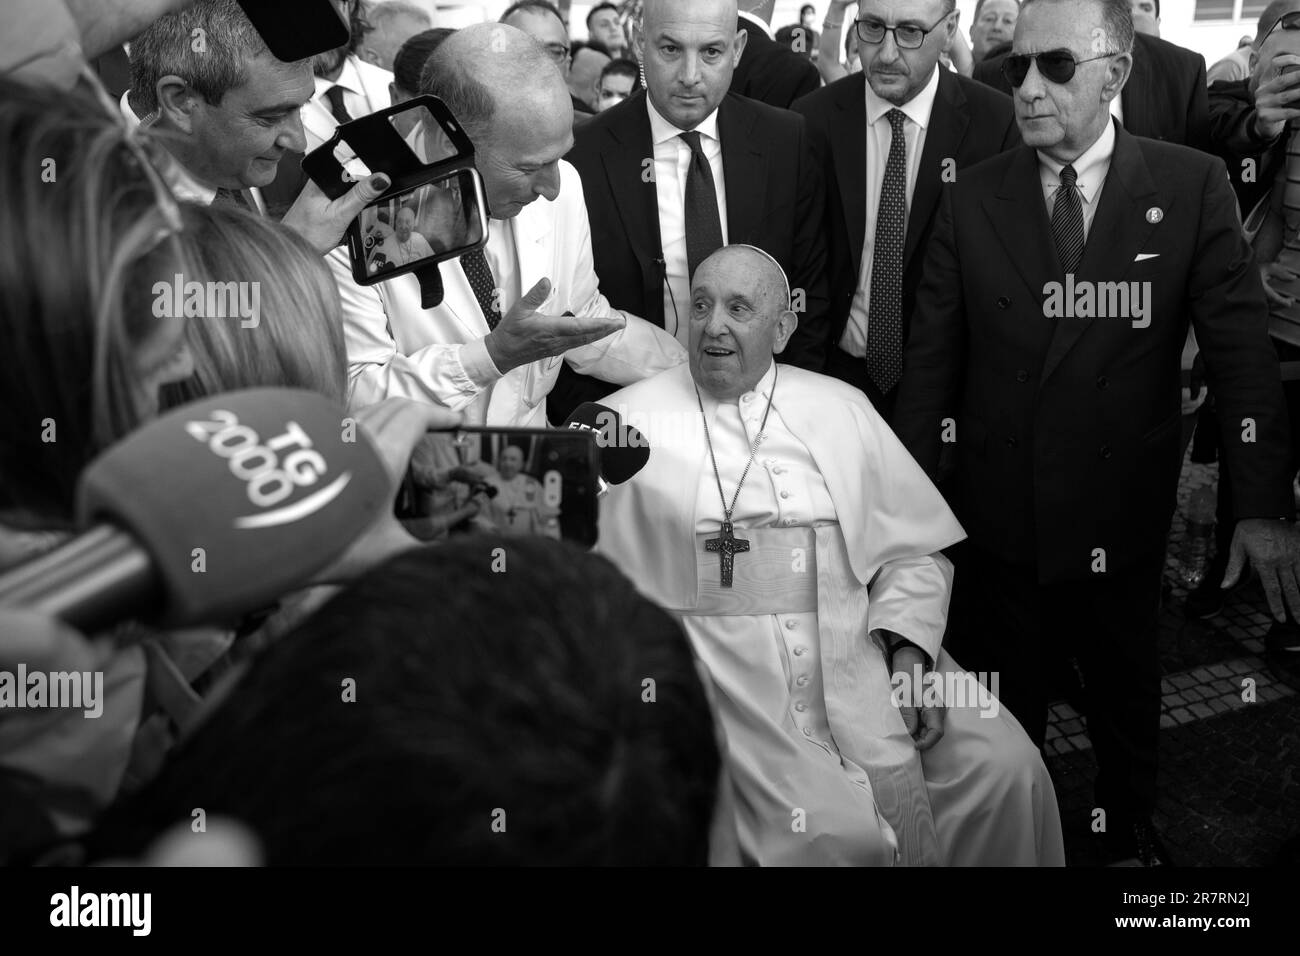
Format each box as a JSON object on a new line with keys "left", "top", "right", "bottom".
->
{"left": 1146, "top": 207, "right": 1163, "bottom": 224}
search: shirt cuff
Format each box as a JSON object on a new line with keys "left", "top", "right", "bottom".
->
{"left": 459, "top": 336, "right": 504, "bottom": 389}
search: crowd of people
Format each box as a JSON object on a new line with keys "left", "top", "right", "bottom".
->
{"left": 2, "top": 0, "right": 1300, "bottom": 868}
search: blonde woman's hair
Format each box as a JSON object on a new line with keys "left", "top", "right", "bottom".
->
{"left": 163, "top": 204, "right": 348, "bottom": 407}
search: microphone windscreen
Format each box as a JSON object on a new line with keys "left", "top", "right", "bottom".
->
{"left": 78, "top": 388, "right": 391, "bottom": 626}
{"left": 564, "top": 403, "right": 650, "bottom": 485}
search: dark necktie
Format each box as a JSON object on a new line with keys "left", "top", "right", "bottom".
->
{"left": 866, "top": 108, "right": 907, "bottom": 395}
{"left": 680, "top": 130, "right": 724, "bottom": 281}
{"left": 1052, "top": 164, "right": 1084, "bottom": 274}
{"left": 461, "top": 248, "right": 503, "bottom": 330}
{"left": 324, "top": 84, "right": 353, "bottom": 125}
{"left": 213, "top": 187, "right": 252, "bottom": 211}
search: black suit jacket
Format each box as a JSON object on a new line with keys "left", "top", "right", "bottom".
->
{"left": 729, "top": 16, "right": 821, "bottom": 110}
{"left": 554, "top": 90, "right": 831, "bottom": 420}
{"left": 792, "top": 69, "right": 1020, "bottom": 361}
{"left": 975, "top": 32, "right": 1210, "bottom": 151}
{"left": 893, "top": 123, "right": 1292, "bottom": 583}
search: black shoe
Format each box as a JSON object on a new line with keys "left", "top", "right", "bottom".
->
{"left": 1184, "top": 555, "right": 1247, "bottom": 619}
{"left": 1266, "top": 621, "right": 1300, "bottom": 691}
{"left": 1106, "top": 819, "right": 1175, "bottom": 867}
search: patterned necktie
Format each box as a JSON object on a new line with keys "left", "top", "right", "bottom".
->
{"left": 213, "top": 187, "right": 252, "bottom": 211}
{"left": 866, "top": 108, "right": 907, "bottom": 395}
{"left": 680, "top": 130, "right": 724, "bottom": 281}
{"left": 461, "top": 248, "right": 503, "bottom": 330}
{"left": 324, "top": 85, "right": 353, "bottom": 125}
{"left": 1051, "top": 164, "right": 1085, "bottom": 275}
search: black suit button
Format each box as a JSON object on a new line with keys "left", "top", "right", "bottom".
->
{"left": 1006, "top": 436, "right": 1018, "bottom": 448}
{"left": 1096, "top": 375, "right": 1108, "bottom": 389}
{"left": 1016, "top": 370, "right": 1029, "bottom": 383}
{"left": 997, "top": 296, "right": 1011, "bottom": 309}
{"left": 1099, "top": 444, "right": 1112, "bottom": 459}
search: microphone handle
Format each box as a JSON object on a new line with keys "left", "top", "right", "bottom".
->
{"left": 0, "top": 525, "right": 160, "bottom": 632}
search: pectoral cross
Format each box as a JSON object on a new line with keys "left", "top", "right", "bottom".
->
{"left": 704, "top": 519, "right": 749, "bottom": 588}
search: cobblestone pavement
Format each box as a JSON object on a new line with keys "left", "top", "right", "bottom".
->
{"left": 1044, "top": 457, "right": 1300, "bottom": 867}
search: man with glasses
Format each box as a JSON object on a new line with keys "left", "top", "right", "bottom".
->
{"left": 894, "top": 0, "right": 1299, "bottom": 867}
{"left": 974, "top": 0, "right": 1207, "bottom": 150}
{"left": 501, "top": 1, "right": 592, "bottom": 123}
{"left": 793, "top": 0, "right": 1018, "bottom": 425}
{"left": 557, "top": 0, "right": 830, "bottom": 420}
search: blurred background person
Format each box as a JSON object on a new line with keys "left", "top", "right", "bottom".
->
{"left": 587, "top": 1, "right": 630, "bottom": 58}
{"left": 303, "top": 0, "right": 392, "bottom": 151}
{"left": 1208, "top": 35, "right": 1256, "bottom": 85}
{"left": 569, "top": 39, "right": 613, "bottom": 113}
{"left": 816, "top": 0, "right": 862, "bottom": 83}
{"left": 970, "top": 0, "right": 1018, "bottom": 63}
{"left": 732, "top": 0, "right": 822, "bottom": 107}
{"left": 1131, "top": 0, "right": 1159, "bottom": 37}
{"left": 596, "top": 57, "right": 639, "bottom": 110}
{"left": 501, "top": 1, "right": 592, "bottom": 123}
{"left": 356, "top": 0, "right": 433, "bottom": 71}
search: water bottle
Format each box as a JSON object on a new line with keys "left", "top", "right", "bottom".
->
{"left": 1178, "top": 484, "right": 1217, "bottom": 588}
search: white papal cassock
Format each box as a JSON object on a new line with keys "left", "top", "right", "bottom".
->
{"left": 596, "top": 362, "right": 1064, "bottom": 866}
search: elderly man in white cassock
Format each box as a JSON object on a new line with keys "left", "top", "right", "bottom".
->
{"left": 597, "top": 245, "right": 1064, "bottom": 866}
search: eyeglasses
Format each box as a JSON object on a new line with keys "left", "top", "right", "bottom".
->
{"left": 542, "top": 42, "right": 571, "bottom": 64}
{"left": 1263, "top": 11, "right": 1300, "bottom": 44}
{"left": 1001, "top": 49, "right": 1119, "bottom": 87}
{"left": 855, "top": 13, "right": 952, "bottom": 50}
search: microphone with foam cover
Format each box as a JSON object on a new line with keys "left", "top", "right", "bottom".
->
{"left": 563, "top": 403, "right": 650, "bottom": 489}
{"left": 0, "top": 389, "right": 391, "bottom": 632}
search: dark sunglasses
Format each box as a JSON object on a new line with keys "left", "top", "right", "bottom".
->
{"left": 1262, "top": 10, "right": 1300, "bottom": 44}
{"left": 1001, "top": 49, "right": 1118, "bottom": 87}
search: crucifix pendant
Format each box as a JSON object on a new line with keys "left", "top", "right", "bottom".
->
{"left": 704, "top": 519, "right": 750, "bottom": 588}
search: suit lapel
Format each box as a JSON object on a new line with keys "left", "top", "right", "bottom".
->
{"left": 599, "top": 92, "right": 665, "bottom": 322}
{"left": 829, "top": 76, "right": 869, "bottom": 279}
{"left": 1040, "top": 124, "right": 1161, "bottom": 384}
{"left": 983, "top": 146, "right": 1059, "bottom": 304}
{"left": 720, "top": 96, "right": 766, "bottom": 243}
{"left": 904, "top": 70, "right": 969, "bottom": 270}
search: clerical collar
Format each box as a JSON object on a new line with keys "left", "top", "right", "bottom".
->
{"left": 647, "top": 93, "right": 721, "bottom": 146}
{"left": 697, "top": 361, "right": 778, "bottom": 412}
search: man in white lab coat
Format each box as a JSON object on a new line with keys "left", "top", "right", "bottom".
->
{"left": 331, "top": 22, "right": 686, "bottom": 426}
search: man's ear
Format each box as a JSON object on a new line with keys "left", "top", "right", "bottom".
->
{"left": 359, "top": 46, "right": 382, "bottom": 68}
{"left": 1101, "top": 51, "right": 1132, "bottom": 105}
{"left": 772, "top": 310, "right": 799, "bottom": 355}
{"left": 732, "top": 27, "right": 749, "bottom": 67}
{"left": 155, "top": 75, "right": 200, "bottom": 134}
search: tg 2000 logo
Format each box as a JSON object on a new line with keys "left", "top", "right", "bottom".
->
{"left": 185, "top": 411, "right": 352, "bottom": 528}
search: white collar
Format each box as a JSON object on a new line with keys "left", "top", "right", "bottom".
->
{"left": 697, "top": 361, "right": 779, "bottom": 412}
{"left": 737, "top": 9, "right": 775, "bottom": 40}
{"left": 647, "top": 94, "right": 722, "bottom": 146}
{"left": 119, "top": 90, "right": 218, "bottom": 205}
{"left": 1037, "top": 116, "right": 1117, "bottom": 206}
{"left": 864, "top": 66, "right": 941, "bottom": 129}
{"left": 315, "top": 54, "right": 364, "bottom": 100}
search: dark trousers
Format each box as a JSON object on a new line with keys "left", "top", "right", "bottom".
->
{"left": 944, "top": 542, "right": 1165, "bottom": 825}
{"left": 825, "top": 345, "right": 898, "bottom": 425}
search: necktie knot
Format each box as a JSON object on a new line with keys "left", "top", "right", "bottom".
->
{"left": 325, "top": 85, "right": 353, "bottom": 125}
{"left": 887, "top": 108, "right": 906, "bottom": 135}
{"left": 1059, "top": 164, "right": 1078, "bottom": 188}
{"left": 680, "top": 130, "right": 706, "bottom": 157}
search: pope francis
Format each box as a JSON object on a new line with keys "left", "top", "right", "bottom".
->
{"left": 596, "top": 246, "right": 1064, "bottom": 866}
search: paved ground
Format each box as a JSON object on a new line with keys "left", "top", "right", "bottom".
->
{"left": 1044, "top": 456, "right": 1300, "bottom": 866}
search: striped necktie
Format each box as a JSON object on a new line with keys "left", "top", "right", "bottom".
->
{"left": 1051, "top": 164, "right": 1085, "bottom": 274}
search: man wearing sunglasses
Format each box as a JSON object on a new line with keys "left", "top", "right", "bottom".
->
{"left": 973, "top": 0, "right": 1207, "bottom": 152}
{"left": 792, "top": 0, "right": 1019, "bottom": 424}
{"left": 894, "top": 0, "right": 1299, "bottom": 867}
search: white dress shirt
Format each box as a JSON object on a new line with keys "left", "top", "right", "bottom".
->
{"left": 648, "top": 97, "right": 730, "bottom": 346}
{"left": 313, "top": 54, "right": 382, "bottom": 125}
{"left": 1037, "top": 116, "right": 1117, "bottom": 241}
{"left": 839, "top": 67, "right": 940, "bottom": 357}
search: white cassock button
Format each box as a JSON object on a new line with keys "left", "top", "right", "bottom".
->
{"left": 784, "top": 518, "right": 795, "bottom": 526}
{"left": 785, "top": 619, "right": 797, "bottom": 630}
{"left": 793, "top": 646, "right": 808, "bottom": 656}
{"left": 797, "top": 675, "right": 810, "bottom": 686}
{"left": 773, "top": 466, "right": 785, "bottom": 475}
{"left": 780, "top": 491, "right": 790, "bottom": 499}
{"left": 795, "top": 702, "right": 807, "bottom": 712}
{"left": 803, "top": 727, "right": 813, "bottom": 737}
